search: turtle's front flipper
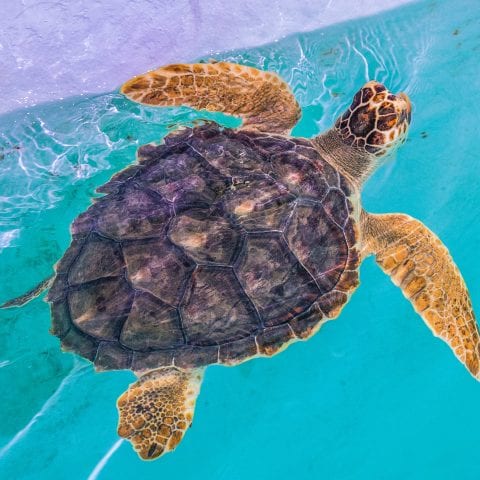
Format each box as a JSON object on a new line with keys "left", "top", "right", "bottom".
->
{"left": 117, "top": 366, "right": 204, "bottom": 460}
{"left": 362, "top": 212, "right": 480, "bottom": 379}
{"left": 0, "top": 275, "right": 54, "bottom": 309}
{"left": 121, "top": 62, "right": 301, "bottom": 134}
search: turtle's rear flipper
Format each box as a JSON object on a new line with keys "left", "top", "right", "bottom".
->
{"left": 117, "top": 366, "right": 204, "bottom": 460}
{"left": 0, "top": 275, "right": 54, "bottom": 309}
{"left": 121, "top": 62, "right": 301, "bottom": 134}
{"left": 362, "top": 212, "right": 480, "bottom": 379}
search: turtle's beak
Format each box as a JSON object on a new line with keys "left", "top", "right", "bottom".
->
{"left": 397, "top": 92, "right": 412, "bottom": 126}
{"left": 399, "top": 92, "right": 411, "bottom": 113}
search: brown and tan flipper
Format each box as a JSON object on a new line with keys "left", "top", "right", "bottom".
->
{"left": 121, "top": 62, "right": 301, "bottom": 134}
{"left": 117, "top": 366, "right": 204, "bottom": 460}
{"left": 361, "top": 212, "right": 480, "bottom": 379}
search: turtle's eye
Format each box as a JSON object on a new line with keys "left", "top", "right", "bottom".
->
{"left": 335, "top": 81, "right": 411, "bottom": 157}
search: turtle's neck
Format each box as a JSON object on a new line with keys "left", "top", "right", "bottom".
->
{"left": 312, "top": 129, "right": 377, "bottom": 189}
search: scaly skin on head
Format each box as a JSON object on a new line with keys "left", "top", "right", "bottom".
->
{"left": 335, "top": 81, "right": 411, "bottom": 156}
{"left": 313, "top": 81, "right": 412, "bottom": 187}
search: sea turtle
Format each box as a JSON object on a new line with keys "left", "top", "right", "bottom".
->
{"left": 2, "top": 62, "right": 479, "bottom": 461}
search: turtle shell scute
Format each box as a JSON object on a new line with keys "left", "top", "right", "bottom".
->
{"left": 48, "top": 123, "right": 360, "bottom": 371}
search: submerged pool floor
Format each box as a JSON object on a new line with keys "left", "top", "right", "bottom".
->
{"left": 1, "top": 0, "right": 480, "bottom": 478}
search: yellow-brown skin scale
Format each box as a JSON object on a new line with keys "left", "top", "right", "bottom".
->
{"left": 362, "top": 213, "right": 480, "bottom": 376}
{"left": 122, "top": 61, "right": 302, "bottom": 135}
{"left": 117, "top": 367, "right": 203, "bottom": 460}
{"left": 334, "top": 80, "right": 411, "bottom": 156}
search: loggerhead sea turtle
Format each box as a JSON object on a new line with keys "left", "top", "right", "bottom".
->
{"left": 2, "top": 62, "right": 479, "bottom": 461}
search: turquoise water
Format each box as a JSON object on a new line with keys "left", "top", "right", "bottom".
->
{"left": 1, "top": 0, "right": 480, "bottom": 478}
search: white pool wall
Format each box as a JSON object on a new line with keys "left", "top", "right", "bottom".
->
{"left": 1, "top": 0, "right": 413, "bottom": 114}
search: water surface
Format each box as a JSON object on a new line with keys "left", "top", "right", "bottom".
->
{"left": 1, "top": 0, "right": 480, "bottom": 478}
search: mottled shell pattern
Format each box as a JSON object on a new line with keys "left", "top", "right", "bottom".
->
{"left": 46, "top": 123, "right": 360, "bottom": 371}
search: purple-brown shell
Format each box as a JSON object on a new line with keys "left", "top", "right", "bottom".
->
{"left": 47, "top": 123, "right": 360, "bottom": 371}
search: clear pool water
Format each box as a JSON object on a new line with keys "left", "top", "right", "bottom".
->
{"left": 1, "top": 0, "right": 480, "bottom": 478}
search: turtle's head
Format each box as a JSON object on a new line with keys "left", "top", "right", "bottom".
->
{"left": 334, "top": 81, "right": 411, "bottom": 157}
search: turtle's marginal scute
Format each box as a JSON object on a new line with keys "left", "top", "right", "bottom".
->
{"left": 317, "top": 290, "right": 349, "bottom": 318}
{"left": 95, "top": 341, "right": 132, "bottom": 371}
{"left": 50, "top": 123, "right": 360, "bottom": 371}
{"left": 256, "top": 323, "right": 296, "bottom": 356}
{"left": 96, "top": 165, "right": 144, "bottom": 194}
{"left": 71, "top": 210, "right": 96, "bottom": 237}
{"left": 46, "top": 273, "right": 68, "bottom": 303}
{"left": 61, "top": 326, "right": 98, "bottom": 361}
{"left": 249, "top": 135, "right": 296, "bottom": 156}
{"left": 219, "top": 335, "right": 258, "bottom": 365}
{"left": 50, "top": 300, "right": 72, "bottom": 338}
{"left": 53, "top": 237, "right": 86, "bottom": 275}
{"left": 174, "top": 344, "right": 220, "bottom": 369}
{"left": 289, "top": 302, "right": 326, "bottom": 339}
{"left": 132, "top": 349, "right": 175, "bottom": 372}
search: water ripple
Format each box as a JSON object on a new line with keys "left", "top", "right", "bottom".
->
{"left": 87, "top": 439, "right": 124, "bottom": 480}
{"left": 0, "top": 360, "right": 88, "bottom": 460}
{"left": 218, "top": 13, "right": 431, "bottom": 136}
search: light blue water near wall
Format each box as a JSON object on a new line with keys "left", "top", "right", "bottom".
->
{"left": 1, "top": 0, "right": 479, "bottom": 478}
